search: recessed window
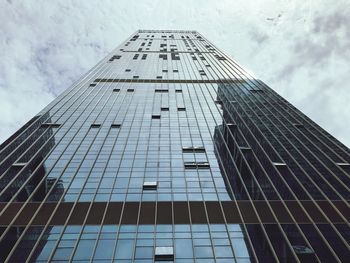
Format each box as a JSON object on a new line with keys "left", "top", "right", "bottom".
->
{"left": 293, "top": 123, "right": 304, "bottom": 128}
{"left": 127, "top": 88, "right": 135, "bottom": 92}
{"left": 182, "top": 147, "right": 206, "bottom": 153}
{"left": 91, "top": 124, "right": 101, "bottom": 128}
{"left": 250, "top": 89, "right": 264, "bottom": 93}
{"left": 239, "top": 146, "right": 251, "bottom": 151}
{"left": 184, "top": 162, "right": 210, "bottom": 169}
{"left": 272, "top": 162, "right": 287, "bottom": 166}
{"left": 173, "top": 69, "right": 179, "bottom": 73}
{"left": 108, "top": 55, "right": 121, "bottom": 62}
{"left": 111, "top": 124, "right": 121, "bottom": 128}
{"left": 156, "top": 76, "right": 162, "bottom": 79}
{"left": 125, "top": 69, "right": 131, "bottom": 72}
{"left": 41, "top": 123, "right": 61, "bottom": 128}
{"left": 155, "top": 246, "right": 174, "bottom": 261}
{"left": 177, "top": 107, "right": 186, "bottom": 111}
{"left": 89, "top": 83, "right": 96, "bottom": 87}
{"left": 175, "top": 89, "right": 182, "bottom": 93}
{"left": 133, "top": 76, "right": 139, "bottom": 79}
{"left": 113, "top": 88, "right": 120, "bottom": 92}
{"left": 12, "top": 162, "right": 27, "bottom": 167}
{"left": 162, "top": 69, "right": 168, "bottom": 73}
{"left": 292, "top": 245, "right": 314, "bottom": 255}
{"left": 336, "top": 162, "right": 350, "bottom": 166}
{"left": 152, "top": 115, "right": 161, "bottom": 119}
{"left": 155, "top": 89, "right": 168, "bottom": 93}
{"left": 161, "top": 107, "right": 169, "bottom": 111}
{"left": 143, "top": 181, "right": 157, "bottom": 190}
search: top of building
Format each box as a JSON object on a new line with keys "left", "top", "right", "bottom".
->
{"left": 138, "top": 29, "right": 198, "bottom": 33}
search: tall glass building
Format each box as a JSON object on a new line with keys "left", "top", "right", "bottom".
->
{"left": 0, "top": 30, "right": 349, "bottom": 262}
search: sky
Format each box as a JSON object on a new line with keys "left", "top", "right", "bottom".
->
{"left": 0, "top": 0, "right": 349, "bottom": 147}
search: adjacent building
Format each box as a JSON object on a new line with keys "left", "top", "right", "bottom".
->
{"left": 0, "top": 30, "right": 349, "bottom": 262}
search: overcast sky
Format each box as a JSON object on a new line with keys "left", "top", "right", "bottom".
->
{"left": 0, "top": 0, "right": 349, "bottom": 147}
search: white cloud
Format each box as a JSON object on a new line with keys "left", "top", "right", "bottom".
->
{"left": 0, "top": 0, "right": 349, "bottom": 147}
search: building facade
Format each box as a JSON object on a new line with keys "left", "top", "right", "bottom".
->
{"left": 0, "top": 30, "right": 349, "bottom": 262}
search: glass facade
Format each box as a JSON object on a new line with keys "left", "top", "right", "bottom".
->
{"left": 0, "top": 30, "right": 349, "bottom": 262}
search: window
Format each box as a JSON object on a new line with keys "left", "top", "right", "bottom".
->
{"left": 12, "top": 162, "right": 27, "bottom": 167}
{"left": 113, "top": 88, "right": 120, "bottom": 92}
{"left": 182, "top": 147, "right": 206, "bottom": 153}
{"left": 152, "top": 115, "right": 161, "bottom": 119}
{"left": 125, "top": 69, "right": 131, "bottom": 72}
{"left": 250, "top": 89, "right": 264, "bottom": 93}
{"left": 155, "top": 246, "right": 174, "bottom": 261}
{"left": 293, "top": 123, "right": 304, "bottom": 128}
{"left": 161, "top": 107, "right": 169, "bottom": 111}
{"left": 127, "top": 88, "right": 135, "bottom": 92}
{"left": 155, "top": 89, "right": 168, "bottom": 93}
{"left": 184, "top": 162, "right": 210, "bottom": 169}
{"left": 272, "top": 162, "right": 287, "bottom": 166}
{"left": 177, "top": 107, "right": 186, "bottom": 111}
{"left": 41, "top": 123, "right": 61, "bottom": 128}
{"left": 111, "top": 124, "right": 121, "bottom": 128}
{"left": 292, "top": 245, "right": 314, "bottom": 255}
{"left": 336, "top": 162, "right": 350, "bottom": 166}
{"left": 90, "top": 124, "right": 101, "bottom": 128}
{"left": 239, "top": 146, "right": 251, "bottom": 151}
{"left": 108, "top": 55, "right": 121, "bottom": 62}
{"left": 89, "top": 83, "right": 96, "bottom": 87}
{"left": 143, "top": 181, "right": 157, "bottom": 190}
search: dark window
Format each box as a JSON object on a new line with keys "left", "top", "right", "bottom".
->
{"left": 41, "top": 123, "right": 61, "bottom": 128}
{"left": 182, "top": 147, "right": 206, "bottom": 153}
{"left": 152, "top": 115, "right": 161, "bottom": 119}
{"left": 155, "top": 247, "right": 174, "bottom": 261}
{"left": 143, "top": 181, "right": 157, "bottom": 190}
{"left": 155, "top": 89, "right": 168, "bottom": 93}
{"left": 184, "top": 162, "right": 210, "bottom": 169}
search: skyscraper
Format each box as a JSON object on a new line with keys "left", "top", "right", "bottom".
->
{"left": 0, "top": 29, "right": 349, "bottom": 262}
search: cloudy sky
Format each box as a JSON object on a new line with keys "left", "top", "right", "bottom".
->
{"left": 0, "top": 0, "right": 349, "bottom": 147}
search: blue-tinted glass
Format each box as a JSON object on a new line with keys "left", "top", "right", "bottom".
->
{"left": 115, "top": 239, "right": 134, "bottom": 259}
{"left": 94, "top": 240, "right": 115, "bottom": 259}
{"left": 73, "top": 240, "right": 95, "bottom": 260}
{"left": 194, "top": 246, "right": 214, "bottom": 258}
{"left": 175, "top": 239, "right": 193, "bottom": 258}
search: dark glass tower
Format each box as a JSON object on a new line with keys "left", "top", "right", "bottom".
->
{"left": 0, "top": 30, "right": 349, "bottom": 262}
